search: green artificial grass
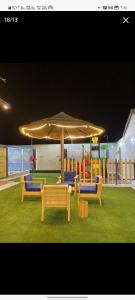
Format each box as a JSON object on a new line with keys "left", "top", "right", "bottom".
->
{"left": 9, "top": 177, "right": 20, "bottom": 182}
{"left": 0, "top": 173, "right": 135, "bottom": 242}
{"left": 32, "top": 172, "right": 60, "bottom": 183}
{"left": 10, "top": 173, "right": 60, "bottom": 183}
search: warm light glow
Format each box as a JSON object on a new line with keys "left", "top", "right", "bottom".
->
{"left": 0, "top": 98, "right": 11, "bottom": 110}
{"left": 22, "top": 125, "right": 103, "bottom": 134}
{"left": 54, "top": 124, "right": 88, "bottom": 128}
{"left": 26, "top": 124, "right": 47, "bottom": 131}
{"left": 20, "top": 127, "right": 104, "bottom": 140}
{"left": 22, "top": 123, "right": 103, "bottom": 132}
{"left": 19, "top": 116, "right": 105, "bottom": 141}
{"left": 3, "top": 104, "right": 10, "bottom": 110}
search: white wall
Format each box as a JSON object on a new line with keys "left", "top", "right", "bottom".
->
{"left": 100, "top": 143, "right": 116, "bottom": 159}
{"left": 65, "top": 143, "right": 117, "bottom": 160}
{"left": 124, "top": 112, "right": 135, "bottom": 137}
{"left": 65, "top": 143, "right": 90, "bottom": 160}
{"left": 35, "top": 144, "right": 61, "bottom": 170}
{"left": 115, "top": 111, "right": 135, "bottom": 161}
{"left": 116, "top": 136, "right": 135, "bottom": 160}
{"left": 33, "top": 143, "right": 117, "bottom": 170}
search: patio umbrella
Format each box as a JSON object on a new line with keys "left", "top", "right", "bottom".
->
{"left": 19, "top": 112, "right": 105, "bottom": 182}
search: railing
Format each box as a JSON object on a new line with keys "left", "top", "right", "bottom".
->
{"left": 64, "top": 158, "right": 135, "bottom": 184}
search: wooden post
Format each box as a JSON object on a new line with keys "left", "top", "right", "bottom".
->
{"left": 79, "top": 160, "right": 81, "bottom": 178}
{"left": 125, "top": 159, "right": 127, "bottom": 183}
{"left": 129, "top": 159, "right": 132, "bottom": 184}
{"left": 112, "top": 160, "right": 114, "bottom": 184}
{"left": 71, "top": 159, "right": 74, "bottom": 171}
{"left": 88, "top": 157, "right": 90, "bottom": 176}
{"left": 69, "top": 159, "right": 71, "bottom": 171}
{"left": 115, "top": 159, "right": 118, "bottom": 185}
{"left": 61, "top": 128, "right": 64, "bottom": 183}
{"left": 83, "top": 159, "right": 85, "bottom": 179}
{"left": 120, "top": 160, "right": 123, "bottom": 184}
{"left": 75, "top": 160, "right": 77, "bottom": 174}
{"left": 67, "top": 158, "right": 70, "bottom": 171}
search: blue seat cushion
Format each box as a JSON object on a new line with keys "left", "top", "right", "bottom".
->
{"left": 95, "top": 176, "right": 99, "bottom": 183}
{"left": 64, "top": 172, "right": 76, "bottom": 181}
{"left": 26, "top": 184, "right": 41, "bottom": 192}
{"left": 64, "top": 180, "right": 74, "bottom": 187}
{"left": 24, "top": 174, "right": 32, "bottom": 189}
{"left": 80, "top": 185, "right": 97, "bottom": 194}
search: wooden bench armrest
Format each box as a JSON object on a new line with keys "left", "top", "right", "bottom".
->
{"left": 34, "top": 177, "right": 46, "bottom": 183}
{"left": 21, "top": 180, "right": 44, "bottom": 184}
{"left": 80, "top": 178, "right": 95, "bottom": 181}
{"left": 78, "top": 182, "right": 102, "bottom": 185}
{"left": 77, "top": 183, "right": 96, "bottom": 187}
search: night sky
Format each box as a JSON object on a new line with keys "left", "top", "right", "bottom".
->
{"left": 0, "top": 63, "right": 134, "bottom": 145}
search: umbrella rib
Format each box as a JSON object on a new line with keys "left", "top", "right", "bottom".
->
{"left": 71, "top": 127, "right": 94, "bottom": 137}
{"left": 46, "top": 125, "right": 56, "bottom": 137}
{"left": 66, "top": 127, "right": 71, "bottom": 139}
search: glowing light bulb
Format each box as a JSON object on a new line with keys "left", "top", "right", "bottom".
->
{"left": 3, "top": 104, "right": 9, "bottom": 110}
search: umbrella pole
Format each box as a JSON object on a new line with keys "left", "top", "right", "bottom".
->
{"left": 61, "top": 127, "right": 64, "bottom": 183}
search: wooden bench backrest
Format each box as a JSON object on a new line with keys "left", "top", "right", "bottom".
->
{"left": 42, "top": 185, "right": 69, "bottom": 207}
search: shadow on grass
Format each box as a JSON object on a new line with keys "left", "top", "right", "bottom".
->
{"left": 22, "top": 197, "right": 41, "bottom": 203}
{"left": 80, "top": 198, "right": 102, "bottom": 206}
{"left": 43, "top": 210, "right": 69, "bottom": 225}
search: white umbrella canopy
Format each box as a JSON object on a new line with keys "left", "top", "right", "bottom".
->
{"left": 19, "top": 112, "right": 105, "bottom": 182}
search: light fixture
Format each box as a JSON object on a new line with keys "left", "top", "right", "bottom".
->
{"left": 0, "top": 98, "right": 11, "bottom": 110}
{"left": 3, "top": 104, "right": 9, "bottom": 110}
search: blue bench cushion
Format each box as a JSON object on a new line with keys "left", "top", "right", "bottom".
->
{"left": 26, "top": 184, "right": 41, "bottom": 192}
{"left": 64, "top": 172, "right": 76, "bottom": 181}
{"left": 24, "top": 174, "right": 32, "bottom": 189}
{"left": 64, "top": 180, "right": 74, "bottom": 187}
{"left": 80, "top": 185, "right": 97, "bottom": 194}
